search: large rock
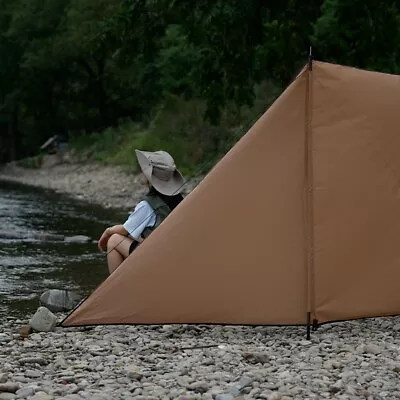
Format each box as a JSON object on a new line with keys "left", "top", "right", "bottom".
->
{"left": 40, "top": 289, "right": 83, "bottom": 313}
{"left": 29, "top": 307, "right": 57, "bottom": 332}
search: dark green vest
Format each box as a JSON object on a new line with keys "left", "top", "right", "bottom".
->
{"left": 141, "top": 194, "right": 172, "bottom": 239}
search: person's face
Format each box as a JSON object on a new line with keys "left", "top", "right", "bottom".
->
{"left": 140, "top": 175, "right": 151, "bottom": 189}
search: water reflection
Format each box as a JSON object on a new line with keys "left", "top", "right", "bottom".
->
{"left": 0, "top": 180, "right": 124, "bottom": 317}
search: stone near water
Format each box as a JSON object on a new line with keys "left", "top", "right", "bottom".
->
{"left": 39, "top": 290, "right": 83, "bottom": 313}
{"left": 29, "top": 307, "right": 57, "bottom": 332}
{"left": 64, "top": 235, "right": 91, "bottom": 243}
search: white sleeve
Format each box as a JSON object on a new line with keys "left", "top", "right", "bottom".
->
{"left": 123, "top": 201, "right": 156, "bottom": 240}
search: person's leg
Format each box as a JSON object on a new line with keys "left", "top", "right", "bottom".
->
{"left": 106, "top": 234, "right": 133, "bottom": 274}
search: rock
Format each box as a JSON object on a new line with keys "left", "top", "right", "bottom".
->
{"left": 215, "top": 395, "right": 234, "bottom": 400}
{"left": 54, "top": 356, "right": 68, "bottom": 369}
{"left": 39, "top": 290, "right": 83, "bottom": 313}
{"left": 29, "top": 307, "right": 57, "bottom": 332}
{"left": 363, "top": 344, "right": 381, "bottom": 355}
{"left": 30, "top": 393, "right": 54, "bottom": 400}
{"left": 64, "top": 235, "right": 91, "bottom": 243}
{"left": 77, "top": 380, "right": 89, "bottom": 390}
{"left": 15, "top": 386, "right": 36, "bottom": 397}
{"left": 0, "top": 393, "right": 16, "bottom": 400}
{"left": 187, "top": 381, "right": 209, "bottom": 393}
{"left": 124, "top": 365, "right": 143, "bottom": 381}
{"left": 19, "top": 325, "right": 33, "bottom": 339}
{"left": 242, "top": 352, "right": 270, "bottom": 364}
{"left": 0, "top": 383, "right": 19, "bottom": 393}
{"left": 24, "top": 370, "right": 42, "bottom": 378}
{"left": 19, "top": 357, "right": 47, "bottom": 366}
{"left": 175, "top": 396, "right": 199, "bottom": 400}
{"left": 0, "top": 334, "right": 11, "bottom": 343}
{"left": 229, "top": 376, "right": 253, "bottom": 396}
{"left": 0, "top": 375, "right": 8, "bottom": 385}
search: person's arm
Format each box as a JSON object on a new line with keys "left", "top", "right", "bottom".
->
{"left": 122, "top": 201, "right": 156, "bottom": 240}
{"left": 98, "top": 224, "right": 129, "bottom": 252}
{"left": 98, "top": 200, "right": 155, "bottom": 252}
{"left": 106, "top": 224, "right": 128, "bottom": 237}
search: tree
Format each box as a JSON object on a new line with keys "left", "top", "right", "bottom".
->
{"left": 312, "top": 0, "right": 400, "bottom": 73}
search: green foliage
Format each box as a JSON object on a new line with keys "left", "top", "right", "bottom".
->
{"left": 256, "top": 0, "right": 323, "bottom": 85}
{"left": 69, "top": 79, "right": 281, "bottom": 176}
{"left": 1, "top": 0, "right": 399, "bottom": 169}
{"left": 312, "top": 0, "right": 400, "bottom": 73}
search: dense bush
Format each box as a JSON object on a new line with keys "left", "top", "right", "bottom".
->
{"left": 1, "top": 0, "right": 399, "bottom": 173}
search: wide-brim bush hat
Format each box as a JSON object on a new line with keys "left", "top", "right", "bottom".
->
{"left": 135, "top": 149, "right": 185, "bottom": 195}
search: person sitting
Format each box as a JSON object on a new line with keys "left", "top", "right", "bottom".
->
{"left": 98, "top": 149, "right": 185, "bottom": 274}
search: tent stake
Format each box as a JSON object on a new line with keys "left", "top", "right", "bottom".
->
{"left": 306, "top": 312, "right": 311, "bottom": 340}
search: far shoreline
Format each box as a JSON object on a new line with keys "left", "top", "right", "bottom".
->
{"left": 0, "top": 154, "right": 202, "bottom": 214}
{"left": 0, "top": 157, "right": 151, "bottom": 213}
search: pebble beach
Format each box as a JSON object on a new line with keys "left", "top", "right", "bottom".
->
{"left": 2, "top": 316, "right": 400, "bottom": 400}
{"left": 1, "top": 158, "right": 400, "bottom": 399}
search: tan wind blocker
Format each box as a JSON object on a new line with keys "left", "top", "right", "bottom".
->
{"left": 62, "top": 61, "right": 400, "bottom": 328}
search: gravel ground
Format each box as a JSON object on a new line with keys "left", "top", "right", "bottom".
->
{"left": 1, "top": 157, "right": 400, "bottom": 399}
{"left": 1, "top": 315, "right": 400, "bottom": 400}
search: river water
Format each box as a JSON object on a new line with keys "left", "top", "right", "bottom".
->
{"left": 0, "top": 180, "right": 125, "bottom": 318}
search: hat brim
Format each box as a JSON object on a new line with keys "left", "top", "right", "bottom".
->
{"left": 135, "top": 150, "right": 185, "bottom": 195}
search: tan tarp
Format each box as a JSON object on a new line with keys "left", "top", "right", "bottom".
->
{"left": 62, "top": 61, "right": 400, "bottom": 327}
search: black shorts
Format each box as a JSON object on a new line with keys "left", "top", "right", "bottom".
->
{"left": 129, "top": 241, "right": 139, "bottom": 255}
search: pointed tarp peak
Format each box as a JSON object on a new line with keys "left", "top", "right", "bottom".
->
{"left": 62, "top": 61, "right": 400, "bottom": 328}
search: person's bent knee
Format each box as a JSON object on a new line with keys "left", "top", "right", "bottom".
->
{"left": 107, "top": 233, "right": 125, "bottom": 252}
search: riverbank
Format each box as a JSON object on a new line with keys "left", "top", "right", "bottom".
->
{"left": 0, "top": 155, "right": 202, "bottom": 212}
